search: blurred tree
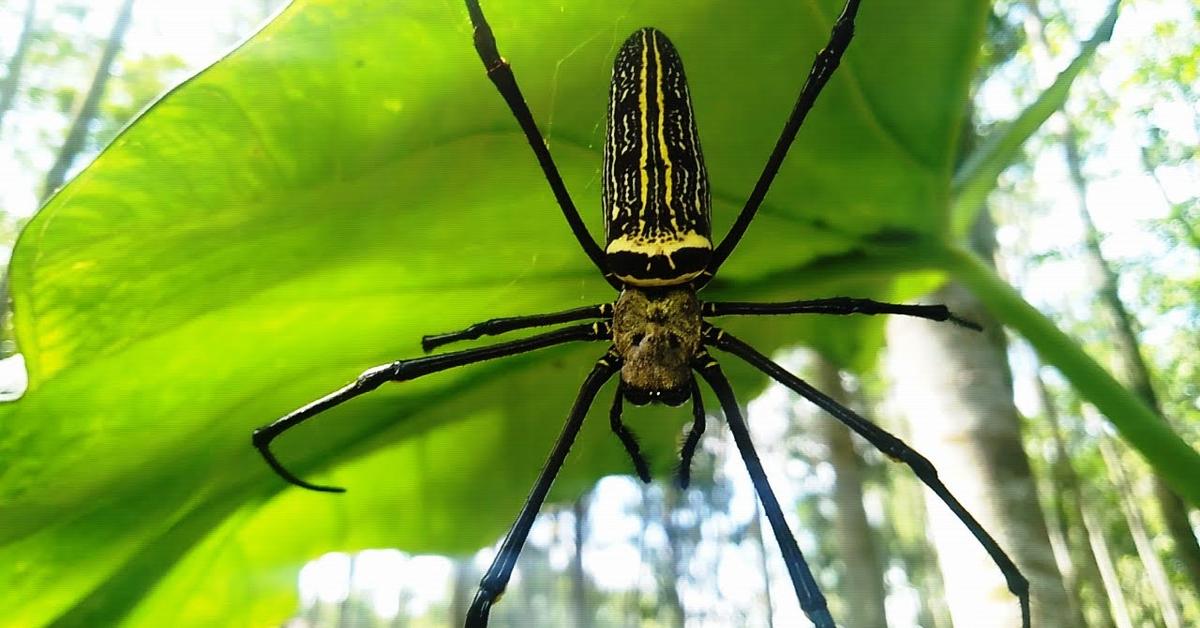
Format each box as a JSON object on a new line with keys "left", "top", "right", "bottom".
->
{"left": 1020, "top": 0, "right": 1200, "bottom": 601}
{"left": 40, "top": 0, "right": 134, "bottom": 200}
{"left": 1093, "top": 416, "right": 1183, "bottom": 628}
{"left": 569, "top": 495, "right": 591, "bottom": 628}
{"left": 0, "top": 0, "right": 37, "bottom": 133}
{"left": 811, "top": 355, "right": 888, "bottom": 628}
{"left": 1033, "top": 371, "right": 1119, "bottom": 628}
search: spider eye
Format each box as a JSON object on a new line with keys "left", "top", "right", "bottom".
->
{"left": 658, "top": 386, "right": 689, "bottom": 407}
{"left": 623, "top": 386, "right": 653, "bottom": 406}
{"left": 631, "top": 332, "right": 646, "bottom": 346}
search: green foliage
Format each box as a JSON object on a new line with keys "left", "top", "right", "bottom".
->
{"left": 1, "top": 0, "right": 1196, "bottom": 625}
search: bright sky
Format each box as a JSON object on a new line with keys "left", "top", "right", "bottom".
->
{"left": 1, "top": 0, "right": 1196, "bottom": 625}
{"left": 0, "top": 0, "right": 282, "bottom": 223}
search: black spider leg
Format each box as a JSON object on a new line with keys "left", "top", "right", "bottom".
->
{"left": 704, "top": 325, "right": 1032, "bottom": 628}
{"left": 693, "top": 353, "right": 834, "bottom": 628}
{"left": 463, "top": 0, "right": 619, "bottom": 289}
{"left": 253, "top": 322, "right": 610, "bottom": 493}
{"left": 697, "top": 0, "right": 863, "bottom": 288}
{"left": 609, "top": 384, "right": 652, "bottom": 484}
{"left": 704, "top": 297, "right": 983, "bottom": 331}
{"left": 677, "top": 379, "right": 706, "bottom": 489}
{"left": 423, "top": 303, "right": 613, "bottom": 352}
{"left": 466, "top": 349, "right": 622, "bottom": 628}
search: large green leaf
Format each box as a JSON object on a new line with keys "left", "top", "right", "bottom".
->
{"left": 3, "top": 0, "right": 1194, "bottom": 626}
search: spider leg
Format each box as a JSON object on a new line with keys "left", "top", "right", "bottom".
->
{"left": 422, "top": 303, "right": 613, "bottom": 352}
{"left": 609, "top": 384, "right": 652, "bottom": 484}
{"left": 677, "top": 379, "right": 706, "bottom": 489}
{"left": 699, "top": 0, "right": 863, "bottom": 287}
{"left": 704, "top": 296, "right": 982, "bottom": 331}
{"left": 704, "top": 325, "right": 1032, "bottom": 628}
{"left": 463, "top": 0, "right": 618, "bottom": 288}
{"left": 253, "top": 322, "right": 610, "bottom": 493}
{"left": 466, "top": 349, "right": 621, "bottom": 628}
{"left": 693, "top": 353, "right": 833, "bottom": 627}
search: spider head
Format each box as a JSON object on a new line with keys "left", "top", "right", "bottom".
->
{"left": 612, "top": 286, "right": 702, "bottom": 407}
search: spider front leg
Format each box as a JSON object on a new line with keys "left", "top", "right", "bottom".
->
{"left": 252, "top": 322, "right": 609, "bottom": 493}
{"left": 705, "top": 326, "right": 1032, "bottom": 628}
{"left": 463, "top": 0, "right": 619, "bottom": 288}
{"left": 466, "top": 350, "right": 621, "bottom": 628}
{"left": 699, "top": 0, "right": 863, "bottom": 286}
{"left": 693, "top": 353, "right": 834, "bottom": 628}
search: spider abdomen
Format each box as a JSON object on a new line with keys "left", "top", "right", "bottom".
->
{"left": 603, "top": 28, "right": 711, "bottom": 287}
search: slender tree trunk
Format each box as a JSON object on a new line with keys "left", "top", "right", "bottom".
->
{"left": 1093, "top": 418, "right": 1184, "bottom": 628}
{"left": 812, "top": 356, "right": 888, "bottom": 628}
{"left": 879, "top": 408, "right": 953, "bottom": 628}
{"left": 1062, "top": 125, "right": 1200, "bottom": 599}
{"left": 1081, "top": 504, "right": 1135, "bottom": 628}
{"left": 1040, "top": 483, "right": 1089, "bottom": 628}
{"left": 41, "top": 0, "right": 135, "bottom": 200}
{"left": 749, "top": 498, "right": 776, "bottom": 628}
{"left": 0, "top": 0, "right": 37, "bottom": 133}
{"left": 1035, "top": 374, "right": 1119, "bottom": 628}
{"left": 450, "top": 558, "right": 473, "bottom": 627}
{"left": 570, "top": 495, "right": 592, "bottom": 628}
{"left": 336, "top": 554, "right": 357, "bottom": 628}
{"left": 660, "top": 485, "right": 687, "bottom": 628}
{"left": 629, "top": 484, "right": 652, "bottom": 628}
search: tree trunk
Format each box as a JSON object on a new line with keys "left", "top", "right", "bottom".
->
{"left": 570, "top": 495, "right": 592, "bottom": 628}
{"left": 660, "top": 485, "right": 687, "bottom": 628}
{"left": 0, "top": 0, "right": 37, "bottom": 133}
{"left": 812, "top": 356, "right": 888, "bottom": 628}
{"left": 628, "top": 483, "right": 652, "bottom": 628}
{"left": 878, "top": 407, "right": 953, "bottom": 628}
{"left": 1080, "top": 503, "right": 1135, "bottom": 628}
{"left": 450, "top": 558, "right": 473, "bottom": 627}
{"left": 749, "top": 497, "right": 776, "bottom": 628}
{"left": 885, "top": 277, "right": 1076, "bottom": 627}
{"left": 335, "top": 553, "right": 357, "bottom": 628}
{"left": 41, "top": 0, "right": 135, "bottom": 200}
{"left": 1093, "top": 416, "right": 1184, "bottom": 628}
{"left": 1039, "top": 482, "right": 1089, "bottom": 628}
{"left": 1062, "top": 125, "right": 1200, "bottom": 599}
{"left": 1034, "top": 374, "right": 1119, "bottom": 628}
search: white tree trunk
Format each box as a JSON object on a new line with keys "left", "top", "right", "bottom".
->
{"left": 885, "top": 281, "right": 1075, "bottom": 627}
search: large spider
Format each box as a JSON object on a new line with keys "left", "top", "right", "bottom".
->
{"left": 252, "top": 1, "right": 1030, "bottom": 626}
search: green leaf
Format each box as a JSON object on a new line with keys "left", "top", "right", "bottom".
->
{"left": 22, "top": 0, "right": 1169, "bottom": 625}
{"left": 950, "top": 0, "right": 1122, "bottom": 233}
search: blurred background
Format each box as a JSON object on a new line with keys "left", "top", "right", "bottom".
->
{"left": 1, "top": 0, "right": 1197, "bottom": 626}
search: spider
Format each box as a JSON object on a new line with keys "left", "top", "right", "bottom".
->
{"left": 252, "top": 1, "right": 1030, "bottom": 626}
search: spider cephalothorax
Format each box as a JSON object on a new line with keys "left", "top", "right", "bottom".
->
{"left": 612, "top": 287, "right": 701, "bottom": 406}
{"left": 252, "top": 2, "right": 1030, "bottom": 627}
